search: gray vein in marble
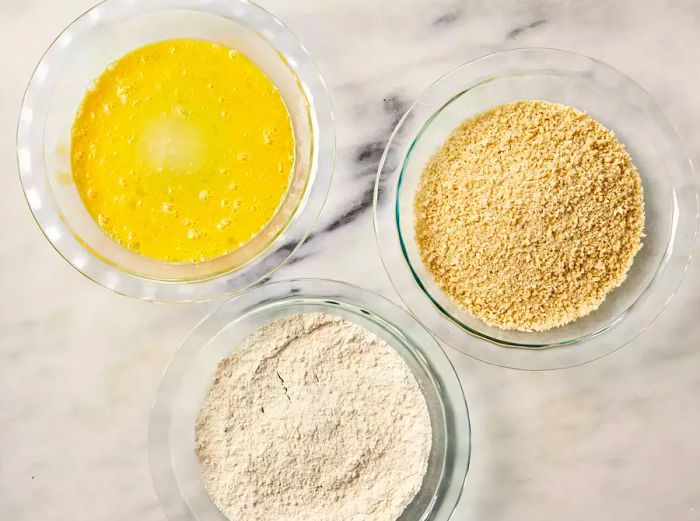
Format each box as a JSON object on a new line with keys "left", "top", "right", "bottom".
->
{"left": 382, "top": 94, "right": 411, "bottom": 128}
{"left": 432, "top": 10, "right": 462, "bottom": 27}
{"left": 280, "top": 90, "right": 412, "bottom": 261}
{"left": 354, "top": 141, "right": 386, "bottom": 175}
{"left": 280, "top": 249, "right": 314, "bottom": 267}
{"left": 507, "top": 19, "right": 547, "bottom": 39}
{"left": 323, "top": 185, "right": 375, "bottom": 233}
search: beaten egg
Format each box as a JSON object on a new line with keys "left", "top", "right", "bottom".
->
{"left": 71, "top": 39, "right": 294, "bottom": 262}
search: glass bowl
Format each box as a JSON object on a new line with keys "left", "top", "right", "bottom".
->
{"left": 148, "top": 278, "right": 470, "bottom": 521}
{"left": 17, "top": 0, "right": 334, "bottom": 302}
{"left": 374, "top": 48, "right": 698, "bottom": 370}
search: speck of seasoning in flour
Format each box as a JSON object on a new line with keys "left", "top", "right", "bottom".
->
{"left": 195, "top": 312, "right": 432, "bottom": 521}
{"left": 415, "top": 100, "right": 645, "bottom": 332}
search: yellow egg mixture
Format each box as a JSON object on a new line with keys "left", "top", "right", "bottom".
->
{"left": 71, "top": 39, "right": 294, "bottom": 262}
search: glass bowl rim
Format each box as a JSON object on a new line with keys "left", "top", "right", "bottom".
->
{"left": 148, "top": 278, "right": 471, "bottom": 521}
{"left": 373, "top": 47, "right": 699, "bottom": 370}
{"left": 16, "top": 0, "right": 335, "bottom": 302}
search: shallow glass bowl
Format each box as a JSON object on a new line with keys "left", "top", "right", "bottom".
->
{"left": 374, "top": 48, "right": 698, "bottom": 370}
{"left": 148, "top": 279, "right": 471, "bottom": 520}
{"left": 18, "top": 0, "right": 334, "bottom": 301}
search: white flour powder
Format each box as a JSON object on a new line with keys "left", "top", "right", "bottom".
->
{"left": 195, "top": 312, "right": 432, "bottom": 521}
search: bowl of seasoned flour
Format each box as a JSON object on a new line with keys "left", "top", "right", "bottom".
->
{"left": 374, "top": 47, "right": 698, "bottom": 370}
{"left": 148, "top": 279, "right": 470, "bottom": 521}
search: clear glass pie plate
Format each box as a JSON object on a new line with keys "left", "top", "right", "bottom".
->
{"left": 148, "top": 279, "right": 470, "bottom": 521}
{"left": 17, "top": 0, "right": 334, "bottom": 302}
{"left": 373, "top": 48, "right": 698, "bottom": 370}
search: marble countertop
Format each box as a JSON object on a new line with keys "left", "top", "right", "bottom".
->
{"left": 1, "top": 1, "right": 699, "bottom": 520}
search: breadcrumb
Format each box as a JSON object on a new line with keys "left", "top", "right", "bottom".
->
{"left": 414, "top": 100, "right": 645, "bottom": 332}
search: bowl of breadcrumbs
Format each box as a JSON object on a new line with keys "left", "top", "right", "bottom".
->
{"left": 373, "top": 48, "right": 698, "bottom": 370}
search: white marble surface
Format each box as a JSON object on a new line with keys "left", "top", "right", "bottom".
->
{"left": 1, "top": 0, "right": 700, "bottom": 520}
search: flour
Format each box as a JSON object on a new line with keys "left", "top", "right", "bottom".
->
{"left": 195, "top": 312, "right": 432, "bottom": 521}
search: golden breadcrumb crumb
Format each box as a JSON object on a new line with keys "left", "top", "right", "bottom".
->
{"left": 414, "top": 100, "right": 645, "bottom": 332}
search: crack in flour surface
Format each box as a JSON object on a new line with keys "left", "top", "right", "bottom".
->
{"left": 195, "top": 312, "right": 432, "bottom": 521}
